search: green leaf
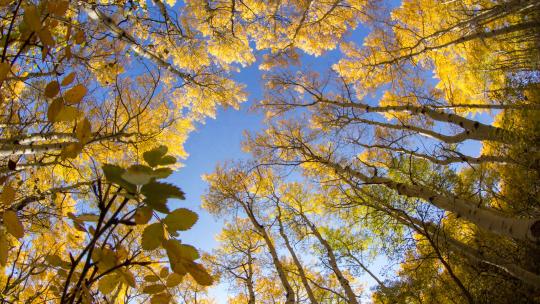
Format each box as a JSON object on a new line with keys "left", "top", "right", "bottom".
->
{"left": 163, "top": 208, "right": 198, "bottom": 232}
{"left": 102, "top": 164, "right": 136, "bottom": 193}
{"left": 76, "top": 213, "right": 99, "bottom": 222}
{"left": 143, "top": 146, "right": 168, "bottom": 167}
{"left": 158, "top": 155, "right": 176, "bottom": 166}
{"left": 121, "top": 164, "right": 153, "bottom": 186}
{"left": 134, "top": 207, "right": 153, "bottom": 225}
{"left": 145, "top": 199, "right": 170, "bottom": 214}
{"left": 141, "top": 223, "right": 165, "bottom": 251}
{"left": 152, "top": 167, "right": 173, "bottom": 179}
{"left": 142, "top": 181, "right": 185, "bottom": 201}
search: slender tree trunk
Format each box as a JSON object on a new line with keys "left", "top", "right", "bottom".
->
{"left": 358, "top": 143, "right": 512, "bottom": 165}
{"left": 302, "top": 149, "right": 540, "bottom": 242}
{"left": 276, "top": 204, "right": 319, "bottom": 304}
{"left": 325, "top": 99, "right": 519, "bottom": 144}
{"left": 80, "top": 3, "right": 195, "bottom": 83}
{"left": 351, "top": 190, "right": 540, "bottom": 289}
{"left": 298, "top": 212, "right": 359, "bottom": 304}
{"left": 246, "top": 252, "right": 256, "bottom": 304}
{"left": 242, "top": 202, "right": 296, "bottom": 304}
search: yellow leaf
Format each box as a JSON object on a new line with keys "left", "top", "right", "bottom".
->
{"left": 47, "top": 98, "right": 63, "bottom": 121}
{"left": 74, "top": 30, "right": 85, "bottom": 44}
{"left": 1, "top": 184, "right": 15, "bottom": 206}
{"left": 142, "top": 284, "right": 166, "bottom": 294}
{"left": 144, "top": 275, "right": 160, "bottom": 282}
{"left": 3, "top": 210, "right": 24, "bottom": 239}
{"left": 119, "top": 269, "right": 137, "bottom": 288}
{"left": 98, "top": 274, "right": 121, "bottom": 294}
{"left": 0, "top": 62, "right": 10, "bottom": 82}
{"left": 141, "top": 223, "right": 165, "bottom": 250}
{"left": 61, "top": 72, "right": 76, "bottom": 86}
{"left": 134, "top": 207, "right": 153, "bottom": 225}
{"left": 0, "top": 230, "right": 8, "bottom": 266}
{"left": 164, "top": 239, "right": 199, "bottom": 261}
{"left": 24, "top": 5, "right": 41, "bottom": 32}
{"left": 45, "top": 254, "right": 68, "bottom": 268}
{"left": 55, "top": 106, "right": 81, "bottom": 122}
{"left": 64, "top": 84, "right": 87, "bottom": 104}
{"left": 76, "top": 117, "right": 91, "bottom": 144}
{"left": 44, "top": 81, "right": 60, "bottom": 98}
{"left": 165, "top": 273, "right": 183, "bottom": 287}
{"left": 61, "top": 143, "right": 83, "bottom": 159}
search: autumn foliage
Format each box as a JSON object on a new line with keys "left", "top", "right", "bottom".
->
{"left": 1, "top": 0, "right": 539, "bottom": 303}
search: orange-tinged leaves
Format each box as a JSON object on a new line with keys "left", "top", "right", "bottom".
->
{"left": 38, "top": 28, "right": 55, "bottom": 47}
{"left": 0, "top": 230, "right": 8, "bottom": 266}
{"left": 1, "top": 184, "right": 15, "bottom": 206}
{"left": 0, "top": 62, "right": 10, "bottom": 82}
{"left": 24, "top": 5, "right": 41, "bottom": 32}
{"left": 44, "top": 81, "right": 60, "bottom": 98}
{"left": 150, "top": 293, "right": 172, "bottom": 304}
{"left": 61, "top": 72, "right": 76, "bottom": 86}
{"left": 3, "top": 210, "right": 24, "bottom": 239}
{"left": 64, "top": 84, "right": 87, "bottom": 104}
{"left": 159, "top": 267, "right": 169, "bottom": 278}
{"left": 74, "top": 30, "right": 85, "bottom": 44}
{"left": 49, "top": 1, "right": 69, "bottom": 16}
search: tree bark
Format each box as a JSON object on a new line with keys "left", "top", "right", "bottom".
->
{"left": 302, "top": 148, "right": 540, "bottom": 242}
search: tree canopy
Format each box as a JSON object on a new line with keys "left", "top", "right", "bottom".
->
{"left": 1, "top": 0, "right": 539, "bottom": 303}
